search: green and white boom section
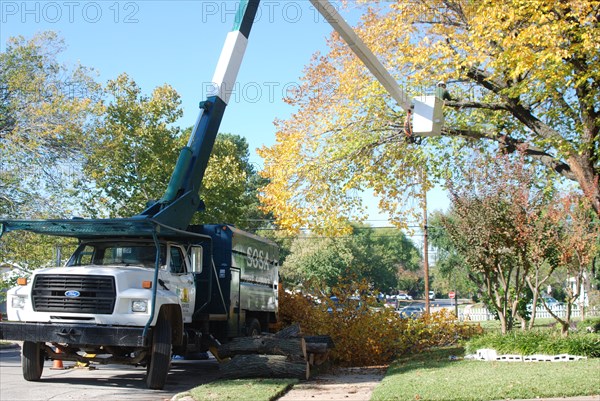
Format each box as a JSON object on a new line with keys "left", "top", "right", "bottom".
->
{"left": 140, "top": 0, "right": 260, "bottom": 230}
{"left": 310, "top": 0, "right": 444, "bottom": 136}
{"left": 143, "top": 0, "right": 441, "bottom": 231}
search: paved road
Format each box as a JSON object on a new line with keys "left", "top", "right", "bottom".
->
{"left": 399, "top": 298, "right": 465, "bottom": 308}
{"left": 0, "top": 345, "right": 220, "bottom": 401}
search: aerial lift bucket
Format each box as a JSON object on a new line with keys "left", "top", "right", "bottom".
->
{"left": 412, "top": 95, "right": 444, "bottom": 137}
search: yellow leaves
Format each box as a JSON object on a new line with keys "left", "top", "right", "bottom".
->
{"left": 279, "top": 283, "right": 482, "bottom": 367}
{"left": 469, "top": 0, "right": 598, "bottom": 91}
{"left": 259, "top": 0, "right": 600, "bottom": 233}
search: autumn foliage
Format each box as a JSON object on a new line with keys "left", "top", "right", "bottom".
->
{"left": 259, "top": 0, "right": 600, "bottom": 234}
{"left": 278, "top": 281, "right": 482, "bottom": 367}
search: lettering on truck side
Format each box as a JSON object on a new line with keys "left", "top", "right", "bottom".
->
{"left": 245, "top": 246, "right": 271, "bottom": 270}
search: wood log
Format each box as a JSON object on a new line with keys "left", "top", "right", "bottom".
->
{"left": 220, "top": 354, "right": 309, "bottom": 380}
{"left": 310, "top": 352, "right": 330, "bottom": 366}
{"left": 218, "top": 336, "right": 305, "bottom": 358}
{"left": 305, "top": 342, "right": 329, "bottom": 354}
{"left": 304, "top": 335, "right": 335, "bottom": 349}
{"left": 274, "top": 323, "right": 302, "bottom": 338}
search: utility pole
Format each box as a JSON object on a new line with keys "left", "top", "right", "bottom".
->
{"left": 422, "top": 169, "right": 430, "bottom": 314}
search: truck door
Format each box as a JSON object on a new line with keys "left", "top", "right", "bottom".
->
{"left": 228, "top": 268, "right": 241, "bottom": 336}
{"left": 164, "top": 244, "right": 196, "bottom": 322}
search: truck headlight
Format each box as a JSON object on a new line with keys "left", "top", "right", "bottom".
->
{"left": 11, "top": 296, "right": 26, "bottom": 309}
{"left": 131, "top": 300, "right": 148, "bottom": 312}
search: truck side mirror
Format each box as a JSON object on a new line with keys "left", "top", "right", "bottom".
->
{"left": 190, "top": 247, "right": 203, "bottom": 273}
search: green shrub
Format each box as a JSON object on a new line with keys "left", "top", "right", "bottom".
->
{"left": 464, "top": 330, "right": 600, "bottom": 357}
{"left": 577, "top": 317, "right": 600, "bottom": 333}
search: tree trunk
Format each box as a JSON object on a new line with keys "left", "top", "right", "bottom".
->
{"left": 274, "top": 323, "right": 302, "bottom": 338}
{"left": 216, "top": 326, "right": 333, "bottom": 379}
{"left": 218, "top": 337, "right": 305, "bottom": 359}
{"left": 304, "top": 335, "right": 335, "bottom": 349}
{"left": 567, "top": 155, "right": 600, "bottom": 218}
{"left": 498, "top": 313, "right": 508, "bottom": 335}
{"left": 305, "top": 342, "right": 329, "bottom": 354}
{"left": 220, "top": 355, "right": 309, "bottom": 380}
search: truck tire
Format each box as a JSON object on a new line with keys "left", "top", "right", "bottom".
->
{"left": 246, "top": 318, "right": 261, "bottom": 337}
{"left": 146, "top": 317, "right": 172, "bottom": 390}
{"left": 22, "top": 341, "right": 44, "bottom": 381}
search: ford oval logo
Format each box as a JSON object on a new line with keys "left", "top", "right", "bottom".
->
{"left": 65, "top": 290, "right": 81, "bottom": 298}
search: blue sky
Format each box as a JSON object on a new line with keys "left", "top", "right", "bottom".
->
{"left": 0, "top": 0, "right": 449, "bottom": 220}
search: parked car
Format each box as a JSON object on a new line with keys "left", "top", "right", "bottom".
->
{"left": 527, "top": 295, "right": 563, "bottom": 311}
{"left": 397, "top": 293, "right": 413, "bottom": 301}
{"left": 384, "top": 297, "right": 398, "bottom": 309}
{"left": 428, "top": 291, "right": 436, "bottom": 300}
{"left": 327, "top": 295, "right": 362, "bottom": 313}
{"left": 397, "top": 305, "right": 424, "bottom": 318}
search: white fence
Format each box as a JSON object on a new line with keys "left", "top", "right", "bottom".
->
{"left": 458, "top": 305, "right": 599, "bottom": 322}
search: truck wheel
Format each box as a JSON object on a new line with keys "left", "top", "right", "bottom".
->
{"left": 247, "top": 318, "right": 261, "bottom": 337}
{"left": 146, "top": 317, "right": 172, "bottom": 390}
{"left": 22, "top": 341, "right": 44, "bottom": 381}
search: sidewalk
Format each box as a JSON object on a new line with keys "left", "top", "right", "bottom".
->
{"left": 277, "top": 367, "right": 386, "bottom": 401}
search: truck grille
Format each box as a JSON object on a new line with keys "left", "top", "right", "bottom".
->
{"left": 32, "top": 275, "right": 116, "bottom": 314}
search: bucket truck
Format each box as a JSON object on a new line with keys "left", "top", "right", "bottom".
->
{"left": 0, "top": 0, "right": 443, "bottom": 390}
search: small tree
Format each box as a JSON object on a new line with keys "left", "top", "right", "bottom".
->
{"left": 442, "top": 154, "right": 549, "bottom": 334}
{"left": 524, "top": 204, "right": 562, "bottom": 329}
{"left": 548, "top": 194, "right": 599, "bottom": 335}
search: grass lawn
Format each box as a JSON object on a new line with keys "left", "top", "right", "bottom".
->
{"left": 186, "top": 378, "right": 298, "bottom": 401}
{"left": 371, "top": 347, "right": 600, "bottom": 401}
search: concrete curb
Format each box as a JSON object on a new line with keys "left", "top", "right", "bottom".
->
{"left": 169, "top": 392, "right": 195, "bottom": 401}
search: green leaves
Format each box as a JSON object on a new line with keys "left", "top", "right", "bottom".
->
{"left": 1, "top": 32, "right": 270, "bottom": 271}
{"left": 195, "top": 133, "right": 269, "bottom": 229}
{"left": 0, "top": 31, "right": 102, "bottom": 218}
{"left": 281, "top": 225, "right": 421, "bottom": 292}
{"left": 80, "top": 73, "right": 183, "bottom": 217}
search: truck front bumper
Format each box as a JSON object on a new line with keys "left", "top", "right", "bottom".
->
{"left": 0, "top": 322, "right": 150, "bottom": 347}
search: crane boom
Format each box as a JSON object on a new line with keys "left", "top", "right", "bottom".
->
{"left": 310, "top": 0, "right": 444, "bottom": 136}
{"left": 142, "top": 0, "right": 442, "bottom": 230}
{"left": 309, "top": 0, "right": 412, "bottom": 111}
{"left": 139, "top": 0, "right": 260, "bottom": 229}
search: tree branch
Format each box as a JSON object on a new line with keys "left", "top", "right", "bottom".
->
{"left": 464, "top": 66, "right": 568, "bottom": 145}
{"left": 465, "top": 66, "right": 508, "bottom": 93}
{"left": 445, "top": 100, "right": 510, "bottom": 111}
{"left": 441, "top": 128, "right": 577, "bottom": 181}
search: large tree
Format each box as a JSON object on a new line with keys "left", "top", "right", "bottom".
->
{"left": 195, "top": 132, "right": 271, "bottom": 230}
{"left": 258, "top": 1, "right": 599, "bottom": 233}
{"left": 0, "top": 32, "right": 102, "bottom": 218}
{"left": 81, "top": 75, "right": 267, "bottom": 228}
{"left": 80, "top": 73, "right": 184, "bottom": 217}
{"left": 282, "top": 225, "right": 421, "bottom": 292}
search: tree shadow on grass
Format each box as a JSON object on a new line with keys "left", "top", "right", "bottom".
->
{"left": 385, "top": 346, "right": 464, "bottom": 376}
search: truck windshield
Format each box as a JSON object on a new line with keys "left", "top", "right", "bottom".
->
{"left": 67, "top": 242, "right": 164, "bottom": 268}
